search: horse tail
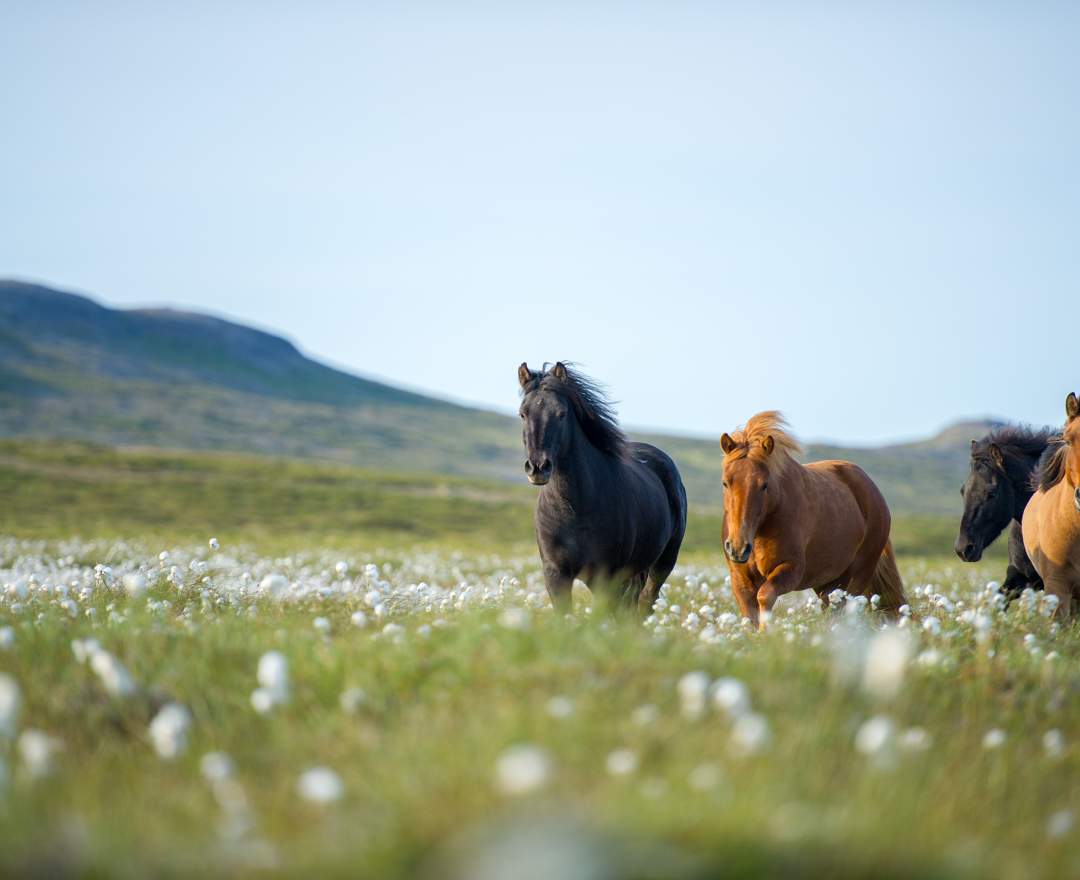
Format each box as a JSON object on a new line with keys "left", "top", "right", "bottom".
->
{"left": 870, "top": 540, "right": 906, "bottom": 617}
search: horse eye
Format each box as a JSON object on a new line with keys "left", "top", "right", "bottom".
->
{"left": 722, "top": 480, "right": 729, "bottom": 489}
{"left": 762, "top": 482, "right": 769, "bottom": 491}
{"left": 960, "top": 486, "right": 965, "bottom": 497}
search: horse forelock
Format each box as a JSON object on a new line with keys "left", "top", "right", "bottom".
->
{"left": 723, "top": 411, "right": 802, "bottom": 477}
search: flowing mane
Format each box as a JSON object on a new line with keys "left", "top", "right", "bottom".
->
{"left": 723, "top": 411, "right": 802, "bottom": 474}
{"left": 521, "top": 363, "right": 627, "bottom": 457}
{"left": 1033, "top": 441, "right": 1069, "bottom": 492}
{"left": 973, "top": 424, "right": 1057, "bottom": 468}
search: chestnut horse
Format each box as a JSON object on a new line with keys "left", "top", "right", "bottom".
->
{"left": 1022, "top": 392, "right": 1080, "bottom": 616}
{"left": 720, "top": 412, "right": 906, "bottom": 628}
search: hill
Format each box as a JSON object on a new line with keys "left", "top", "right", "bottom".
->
{"left": 0, "top": 279, "right": 1002, "bottom": 515}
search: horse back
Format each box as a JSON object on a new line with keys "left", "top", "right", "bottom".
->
{"left": 627, "top": 442, "right": 688, "bottom": 527}
{"left": 798, "top": 460, "right": 891, "bottom": 574}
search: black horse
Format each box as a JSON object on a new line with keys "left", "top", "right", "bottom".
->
{"left": 518, "top": 362, "right": 687, "bottom": 615}
{"left": 955, "top": 425, "right": 1057, "bottom": 599}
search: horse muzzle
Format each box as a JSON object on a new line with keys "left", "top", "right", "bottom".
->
{"left": 524, "top": 458, "right": 553, "bottom": 486}
{"left": 955, "top": 537, "right": 983, "bottom": 563}
{"left": 724, "top": 540, "right": 753, "bottom": 565}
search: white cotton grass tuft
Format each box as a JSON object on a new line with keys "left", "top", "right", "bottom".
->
{"left": 122, "top": 573, "right": 148, "bottom": 598}
{"left": 252, "top": 651, "right": 289, "bottom": 713}
{"left": 497, "top": 607, "right": 530, "bottom": 631}
{"left": 897, "top": 727, "right": 933, "bottom": 753}
{"left": 0, "top": 626, "right": 13, "bottom": 650}
{"left": 545, "top": 695, "right": 574, "bottom": 720}
{"left": 729, "top": 712, "right": 771, "bottom": 756}
{"left": 0, "top": 674, "right": 20, "bottom": 738}
{"left": 710, "top": 677, "right": 751, "bottom": 718}
{"left": 677, "top": 671, "right": 710, "bottom": 720}
{"left": 209, "top": 537, "right": 220, "bottom": 551}
{"left": 71, "top": 638, "right": 102, "bottom": 665}
{"left": 495, "top": 744, "right": 552, "bottom": 796}
{"left": 339, "top": 687, "right": 367, "bottom": 714}
{"left": 1047, "top": 809, "right": 1074, "bottom": 839}
{"left": 201, "top": 751, "right": 235, "bottom": 782}
{"left": 297, "top": 767, "right": 344, "bottom": 804}
{"left": 89, "top": 650, "right": 138, "bottom": 698}
{"left": 1043, "top": 729, "right": 1065, "bottom": 759}
{"left": 350, "top": 610, "right": 369, "bottom": 629}
{"left": 983, "top": 729, "right": 1007, "bottom": 750}
{"left": 861, "top": 628, "right": 913, "bottom": 700}
{"left": 855, "top": 715, "right": 896, "bottom": 765}
{"left": 148, "top": 703, "right": 192, "bottom": 760}
{"left": 18, "top": 729, "right": 62, "bottom": 778}
{"left": 259, "top": 573, "right": 289, "bottom": 598}
{"left": 605, "top": 748, "right": 639, "bottom": 777}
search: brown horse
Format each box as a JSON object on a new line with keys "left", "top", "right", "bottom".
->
{"left": 720, "top": 412, "right": 906, "bottom": 628}
{"left": 1022, "top": 392, "right": 1080, "bottom": 617}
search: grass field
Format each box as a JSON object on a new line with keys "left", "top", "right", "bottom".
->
{"left": 5, "top": 441, "right": 1073, "bottom": 879}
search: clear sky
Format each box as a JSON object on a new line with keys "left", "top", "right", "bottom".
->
{"left": 3, "top": 1, "right": 1078, "bottom": 444}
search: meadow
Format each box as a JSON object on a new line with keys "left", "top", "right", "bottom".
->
{"left": 3, "top": 441, "right": 1076, "bottom": 879}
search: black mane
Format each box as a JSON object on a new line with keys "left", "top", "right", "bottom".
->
{"left": 1033, "top": 441, "right": 1068, "bottom": 492}
{"left": 522, "top": 364, "right": 627, "bottom": 457}
{"left": 973, "top": 424, "right": 1057, "bottom": 468}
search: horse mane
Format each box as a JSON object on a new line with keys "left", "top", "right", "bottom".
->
{"left": 1033, "top": 441, "right": 1068, "bottom": 492}
{"left": 973, "top": 424, "right": 1057, "bottom": 468}
{"left": 521, "top": 363, "right": 627, "bottom": 457}
{"left": 724, "top": 411, "right": 803, "bottom": 474}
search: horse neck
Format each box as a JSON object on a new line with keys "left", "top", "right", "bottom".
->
{"left": 1002, "top": 450, "right": 1040, "bottom": 515}
{"left": 543, "top": 422, "right": 612, "bottom": 509}
{"left": 763, "top": 458, "right": 808, "bottom": 520}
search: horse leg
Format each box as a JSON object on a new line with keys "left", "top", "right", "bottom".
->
{"left": 1003, "top": 522, "right": 1040, "bottom": 602}
{"left": 639, "top": 533, "right": 683, "bottom": 617}
{"left": 543, "top": 565, "right": 574, "bottom": 616}
{"left": 1042, "top": 574, "right": 1074, "bottom": 618}
{"left": 757, "top": 562, "right": 804, "bottom": 630}
{"left": 730, "top": 567, "right": 760, "bottom": 628}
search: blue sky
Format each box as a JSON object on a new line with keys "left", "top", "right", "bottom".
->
{"left": 3, "top": 1, "right": 1077, "bottom": 444}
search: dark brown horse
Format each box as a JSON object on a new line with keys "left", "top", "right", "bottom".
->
{"left": 518, "top": 362, "right": 687, "bottom": 615}
{"left": 720, "top": 411, "right": 906, "bottom": 628}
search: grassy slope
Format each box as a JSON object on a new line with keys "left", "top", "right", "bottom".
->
{"left": 0, "top": 440, "right": 999, "bottom": 563}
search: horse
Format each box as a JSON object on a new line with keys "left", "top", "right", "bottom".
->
{"left": 720, "top": 411, "right": 906, "bottom": 628}
{"left": 1022, "top": 392, "right": 1080, "bottom": 617}
{"left": 955, "top": 425, "right": 1056, "bottom": 600}
{"left": 518, "top": 362, "right": 687, "bottom": 616}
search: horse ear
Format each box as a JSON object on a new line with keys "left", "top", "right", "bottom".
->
{"left": 970, "top": 439, "right": 978, "bottom": 453}
{"left": 762, "top": 435, "right": 775, "bottom": 455}
{"left": 518, "top": 363, "right": 532, "bottom": 389}
{"left": 1067, "top": 392, "right": 1080, "bottom": 421}
{"left": 552, "top": 362, "right": 568, "bottom": 381}
{"left": 989, "top": 443, "right": 1005, "bottom": 470}
{"left": 720, "top": 433, "right": 736, "bottom": 454}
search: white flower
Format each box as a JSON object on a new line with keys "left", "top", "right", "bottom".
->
{"left": 201, "top": 751, "right": 235, "bottom": 782}
{"left": 334, "top": 561, "right": 348, "bottom": 577}
{"left": 122, "top": 573, "right": 148, "bottom": 598}
{"left": 897, "top": 727, "right": 932, "bottom": 752}
{"left": 495, "top": 745, "right": 552, "bottom": 796}
{"left": 297, "top": 767, "right": 344, "bottom": 803}
{"left": 921, "top": 616, "right": 941, "bottom": 636}
{"left": 148, "top": 703, "right": 191, "bottom": 760}
{"left": 312, "top": 616, "right": 331, "bottom": 634}
{"left": 631, "top": 704, "right": 659, "bottom": 727}
{"left": 259, "top": 574, "right": 289, "bottom": 598}
{"left": 861, "top": 628, "right": 913, "bottom": 700}
{"left": 339, "top": 687, "right": 367, "bottom": 714}
{"left": 710, "top": 677, "right": 750, "bottom": 718}
{"left": 605, "top": 748, "right": 639, "bottom": 777}
{"left": 982, "top": 729, "right": 1007, "bottom": 750}
{"left": 855, "top": 716, "right": 895, "bottom": 758}
{"left": 0, "top": 627, "right": 13, "bottom": 650}
{"left": 1043, "top": 729, "right": 1065, "bottom": 758}
{"left": 497, "top": 607, "right": 530, "bottom": 631}
{"left": 256, "top": 651, "right": 289, "bottom": 706}
{"left": 250, "top": 688, "right": 276, "bottom": 714}
{"left": 545, "top": 695, "right": 574, "bottom": 720}
{"left": 209, "top": 537, "right": 220, "bottom": 551}
{"left": 1047, "top": 809, "right": 1074, "bottom": 839}
{"left": 677, "top": 671, "right": 710, "bottom": 720}
{"left": 350, "top": 610, "right": 369, "bottom": 629}
{"left": 18, "top": 729, "right": 61, "bottom": 778}
{"left": 730, "top": 712, "right": 771, "bottom": 756}
{"left": 90, "top": 650, "right": 138, "bottom": 698}
{"left": 71, "top": 638, "right": 101, "bottom": 664}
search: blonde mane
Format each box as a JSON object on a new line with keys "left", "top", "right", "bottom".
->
{"left": 722, "top": 411, "right": 803, "bottom": 474}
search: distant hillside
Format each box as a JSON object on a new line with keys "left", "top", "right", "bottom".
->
{"left": 0, "top": 279, "right": 1005, "bottom": 514}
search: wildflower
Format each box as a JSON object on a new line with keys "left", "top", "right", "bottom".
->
{"left": 209, "top": 537, "right": 220, "bottom": 551}
{"left": 498, "top": 607, "right": 530, "bottom": 631}
{"left": 897, "top": 727, "right": 932, "bottom": 753}
{"left": 339, "top": 688, "right": 367, "bottom": 714}
{"left": 495, "top": 745, "right": 552, "bottom": 796}
{"left": 71, "top": 638, "right": 101, "bottom": 664}
{"left": 17, "top": 729, "right": 62, "bottom": 778}
{"left": 148, "top": 703, "right": 192, "bottom": 760}
{"left": 90, "top": 650, "right": 138, "bottom": 698}
{"left": 545, "top": 695, "right": 574, "bottom": 719}
{"left": 982, "top": 729, "right": 1006, "bottom": 750}
{"left": 921, "top": 616, "right": 941, "bottom": 636}
{"left": 677, "top": 671, "right": 710, "bottom": 720}
{"left": 0, "top": 675, "right": 21, "bottom": 738}
{"left": 123, "top": 573, "right": 148, "bottom": 598}
{"left": 334, "top": 561, "right": 348, "bottom": 577}
{"left": 710, "top": 677, "right": 751, "bottom": 718}
{"left": 730, "top": 712, "right": 771, "bottom": 756}
{"left": 855, "top": 716, "right": 895, "bottom": 759}
{"left": 0, "top": 627, "right": 13, "bottom": 650}
{"left": 1043, "top": 729, "right": 1065, "bottom": 759}
{"left": 1047, "top": 810, "right": 1074, "bottom": 839}
{"left": 350, "top": 610, "right": 368, "bottom": 628}
{"left": 259, "top": 574, "right": 289, "bottom": 598}
{"left": 312, "top": 616, "right": 331, "bottom": 634}
{"left": 861, "top": 628, "right": 913, "bottom": 700}
{"left": 201, "top": 752, "right": 235, "bottom": 782}
{"left": 253, "top": 651, "right": 289, "bottom": 712}
{"left": 605, "top": 748, "right": 639, "bottom": 777}
{"left": 297, "top": 767, "right": 344, "bottom": 804}
{"left": 631, "top": 704, "right": 659, "bottom": 726}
